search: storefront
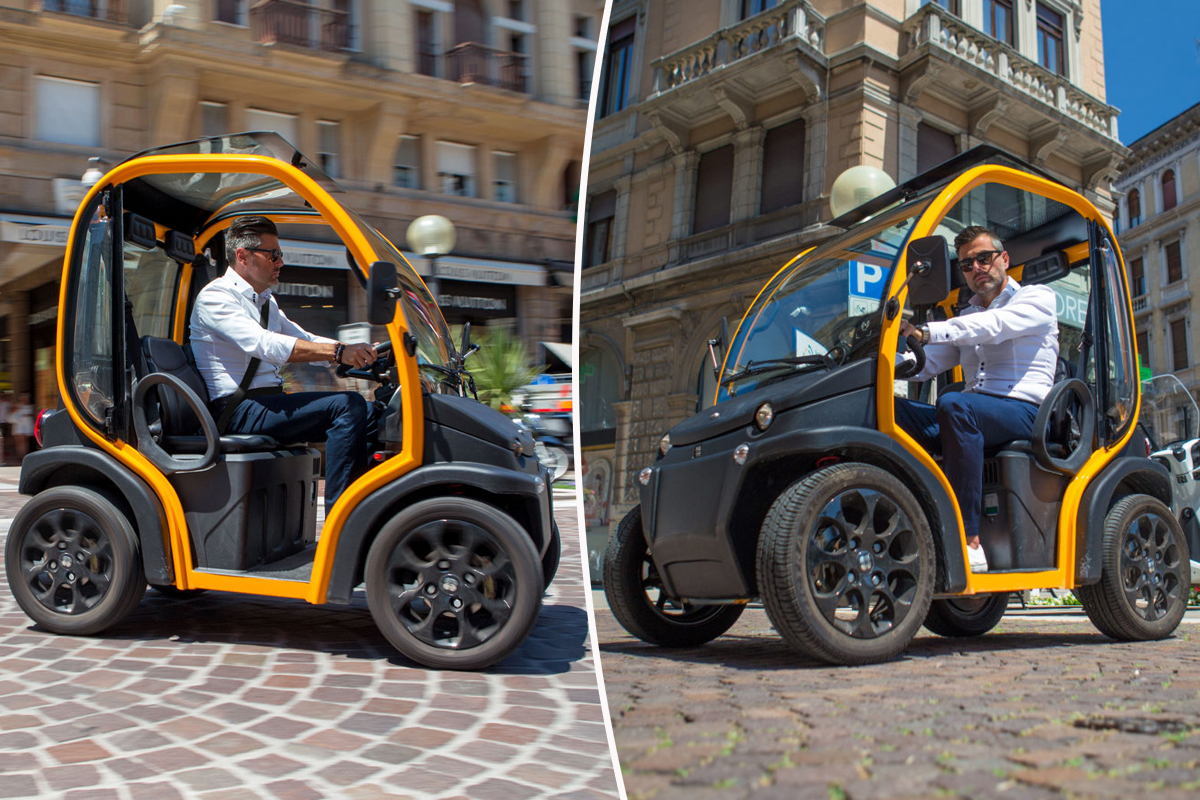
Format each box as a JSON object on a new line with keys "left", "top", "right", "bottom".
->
{"left": 28, "top": 281, "right": 60, "bottom": 412}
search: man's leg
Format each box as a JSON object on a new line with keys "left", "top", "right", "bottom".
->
{"left": 894, "top": 398, "right": 942, "bottom": 455}
{"left": 936, "top": 392, "right": 1039, "bottom": 547}
{"left": 225, "top": 391, "right": 372, "bottom": 508}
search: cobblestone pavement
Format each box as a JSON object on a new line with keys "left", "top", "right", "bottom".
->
{"left": 594, "top": 597, "right": 1200, "bottom": 800}
{"left": 0, "top": 471, "right": 619, "bottom": 799}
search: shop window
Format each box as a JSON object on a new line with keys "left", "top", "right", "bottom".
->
{"left": 580, "top": 346, "right": 620, "bottom": 445}
{"left": 493, "top": 151, "right": 517, "bottom": 203}
{"left": 693, "top": 145, "right": 734, "bottom": 234}
{"left": 394, "top": 135, "right": 420, "bottom": 189}
{"left": 983, "top": 0, "right": 1013, "bottom": 47}
{"left": 1130, "top": 256, "right": 1145, "bottom": 297}
{"left": 245, "top": 108, "right": 298, "bottom": 145}
{"left": 1128, "top": 188, "right": 1141, "bottom": 227}
{"left": 584, "top": 191, "right": 616, "bottom": 268}
{"left": 1166, "top": 240, "right": 1183, "bottom": 285}
{"left": 200, "top": 101, "right": 228, "bottom": 138}
{"left": 1036, "top": 3, "right": 1064, "bottom": 75}
{"left": 920, "top": 0, "right": 960, "bottom": 15}
{"left": 600, "top": 17, "right": 635, "bottom": 117}
{"left": 415, "top": 9, "right": 437, "bottom": 77}
{"left": 437, "top": 141, "right": 477, "bottom": 197}
{"left": 1172, "top": 317, "right": 1189, "bottom": 372}
{"left": 317, "top": 120, "right": 340, "bottom": 178}
{"left": 917, "top": 122, "right": 957, "bottom": 174}
{"left": 760, "top": 119, "right": 805, "bottom": 214}
{"left": 35, "top": 75, "right": 100, "bottom": 148}
{"left": 1163, "top": 169, "right": 1178, "bottom": 212}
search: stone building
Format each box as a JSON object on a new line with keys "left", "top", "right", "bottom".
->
{"left": 1114, "top": 101, "right": 1200, "bottom": 444}
{"left": 0, "top": 0, "right": 600, "bottom": 409}
{"left": 578, "top": 0, "right": 1125, "bottom": 577}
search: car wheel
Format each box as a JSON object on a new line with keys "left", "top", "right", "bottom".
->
{"left": 541, "top": 521, "right": 561, "bottom": 588}
{"left": 757, "top": 463, "right": 934, "bottom": 665}
{"left": 603, "top": 505, "right": 744, "bottom": 646}
{"left": 923, "top": 592, "right": 1009, "bottom": 637}
{"left": 364, "top": 497, "right": 543, "bottom": 670}
{"left": 1076, "top": 494, "right": 1189, "bottom": 641}
{"left": 5, "top": 486, "right": 146, "bottom": 635}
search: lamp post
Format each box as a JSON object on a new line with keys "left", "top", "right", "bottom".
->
{"left": 406, "top": 215, "right": 456, "bottom": 303}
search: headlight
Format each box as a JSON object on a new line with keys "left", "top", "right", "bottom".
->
{"left": 638, "top": 467, "right": 653, "bottom": 485}
{"left": 659, "top": 433, "right": 672, "bottom": 455}
{"left": 733, "top": 443, "right": 750, "bottom": 465}
{"left": 754, "top": 402, "right": 774, "bottom": 431}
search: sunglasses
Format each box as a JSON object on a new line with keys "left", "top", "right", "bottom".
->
{"left": 244, "top": 247, "right": 285, "bottom": 262}
{"left": 958, "top": 249, "right": 1003, "bottom": 272}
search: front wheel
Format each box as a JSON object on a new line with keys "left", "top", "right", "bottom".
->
{"left": 364, "top": 497, "right": 543, "bottom": 670}
{"left": 923, "top": 593, "right": 1009, "bottom": 637}
{"left": 1076, "top": 495, "right": 1189, "bottom": 641}
{"left": 603, "top": 505, "right": 744, "bottom": 646}
{"left": 757, "top": 464, "right": 934, "bottom": 665}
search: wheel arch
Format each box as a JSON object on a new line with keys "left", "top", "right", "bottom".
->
{"left": 1075, "top": 456, "right": 1172, "bottom": 585}
{"left": 19, "top": 447, "right": 172, "bottom": 585}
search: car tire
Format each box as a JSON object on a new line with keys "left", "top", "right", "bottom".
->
{"left": 364, "top": 497, "right": 543, "bottom": 670}
{"left": 541, "top": 521, "right": 561, "bottom": 589}
{"left": 1076, "top": 494, "right": 1189, "bottom": 641}
{"left": 5, "top": 486, "right": 146, "bottom": 635}
{"left": 603, "top": 505, "right": 744, "bottom": 647}
{"left": 757, "top": 463, "right": 934, "bottom": 665}
{"left": 923, "top": 593, "right": 1009, "bottom": 637}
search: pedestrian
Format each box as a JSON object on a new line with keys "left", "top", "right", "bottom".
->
{"left": 10, "top": 393, "right": 33, "bottom": 461}
{"left": 0, "top": 392, "right": 10, "bottom": 465}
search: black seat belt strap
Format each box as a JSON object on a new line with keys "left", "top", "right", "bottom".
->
{"left": 216, "top": 300, "right": 271, "bottom": 435}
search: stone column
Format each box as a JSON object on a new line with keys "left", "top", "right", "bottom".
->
{"left": 731, "top": 126, "right": 765, "bottom": 222}
{"left": 612, "top": 399, "right": 634, "bottom": 510}
{"left": 419, "top": 132, "right": 439, "bottom": 192}
{"left": 611, "top": 175, "right": 633, "bottom": 263}
{"left": 897, "top": 105, "right": 922, "bottom": 183}
{"left": 8, "top": 292, "right": 28, "bottom": 396}
{"left": 801, "top": 104, "right": 826, "bottom": 212}
{"left": 534, "top": 0, "right": 570, "bottom": 105}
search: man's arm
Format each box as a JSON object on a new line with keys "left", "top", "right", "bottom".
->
{"left": 925, "top": 286, "right": 1057, "bottom": 347}
{"left": 288, "top": 338, "right": 377, "bottom": 368}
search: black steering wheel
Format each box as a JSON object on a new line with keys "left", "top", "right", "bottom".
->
{"left": 336, "top": 339, "right": 393, "bottom": 381}
{"left": 894, "top": 334, "right": 926, "bottom": 380}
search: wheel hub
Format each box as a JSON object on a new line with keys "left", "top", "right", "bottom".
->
{"left": 856, "top": 551, "right": 874, "bottom": 573}
{"left": 440, "top": 574, "right": 460, "bottom": 593}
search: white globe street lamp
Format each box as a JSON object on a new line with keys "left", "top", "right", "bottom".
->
{"left": 406, "top": 215, "right": 456, "bottom": 300}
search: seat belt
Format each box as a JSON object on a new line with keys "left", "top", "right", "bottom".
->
{"left": 216, "top": 300, "right": 271, "bottom": 435}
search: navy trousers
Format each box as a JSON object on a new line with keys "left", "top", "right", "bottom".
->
{"left": 895, "top": 392, "right": 1039, "bottom": 541}
{"left": 223, "top": 391, "right": 381, "bottom": 509}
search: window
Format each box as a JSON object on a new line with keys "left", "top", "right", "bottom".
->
{"left": 600, "top": 17, "right": 635, "bottom": 117}
{"left": 215, "top": 0, "right": 243, "bottom": 25}
{"left": 983, "top": 0, "right": 1013, "bottom": 46}
{"left": 920, "top": 0, "right": 961, "bottom": 14}
{"left": 577, "top": 50, "right": 593, "bottom": 102}
{"left": 580, "top": 346, "right": 620, "bottom": 444}
{"left": 508, "top": 1, "right": 525, "bottom": 21}
{"left": 1036, "top": 4, "right": 1064, "bottom": 75}
{"left": 1100, "top": 238, "right": 1136, "bottom": 437}
{"left": 574, "top": 15, "right": 590, "bottom": 37}
{"left": 1172, "top": 318, "right": 1189, "bottom": 372}
{"left": 693, "top": 145, "right": 734, "bottom": 234}
{"left": 1128, "top": 188, "right": 1141, "bottom": 227}
{"left": 584, "top": 191, "right": 616, "bottom": 268}
{"left": 1136, "top": 330, "right": 1150, "bottom": 373}
{"left": 493, "top": 151, "right": 517, "bottom": 203}
{"left": 917, "top": 122, "right": 957, "bottom": 174}
{"left": 740, "top": 0, "right": 780, "bottom": 18}
{"left": 35, "top": 76, "right": 100, "bottom": 147}
{"left": 760, "top": 119, "right": 805, "bottom": 214}
{"left": 244, "top": 108, "right": 298, "bottom": 145}
{"left": 69, "top": 201, "right": 114, "bottom": 428}
{"left": 1166, "top": 240, "right": 1183, "bottom": 284}
{"left": 437, "top": 141, "right": 476, "bottom": 197}
{"left": 317, "top": 120, "right": 340, "bottom": 178}
{"left": 1130, "top": 256, "right": 1145, "bottom": 297}
{"left": 200, "top": 102, "right": 228, "bottom": 138}
{"left": 394, "top": 135, "right": 420, "bottom": 189}
{"left": 1163, "top": 169, "right": 1178, "bottom": 212}
{"left": 415, "top": 10, "right": 437, "bottom": 77}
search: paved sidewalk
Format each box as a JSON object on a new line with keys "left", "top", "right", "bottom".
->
{"left": 0, "top": 476, "right": 619, "bottom": 800}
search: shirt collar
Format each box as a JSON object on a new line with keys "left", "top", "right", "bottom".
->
{"left": 222, "top": 267, "right": 273, "bottom": 306}
{"left": 969, "top": 276, "right": 1020, "bottom": 309}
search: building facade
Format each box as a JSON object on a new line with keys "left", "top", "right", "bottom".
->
{"left": 0, "top": 0, "right": 600, "bottom": 408}
{"left": 1114, "top": 101, "right": 1200, "bottom": 444}
{"left": 578, "top": 0, "right": 1125, "bottom": 577}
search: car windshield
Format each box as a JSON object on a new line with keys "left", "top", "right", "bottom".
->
{"left": 719, "top": 198, "right": 929, "bottom": 400}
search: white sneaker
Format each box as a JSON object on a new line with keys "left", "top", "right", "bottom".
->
{"left": 968, "top": 545, "right": 989, "bottom": 573}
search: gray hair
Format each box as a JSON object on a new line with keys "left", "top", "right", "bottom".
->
{"left": 954, "top": 225, "right": 1004, "bottom": 255}
{"left": 225, "top": 216, "right": 278, "bottom": 265}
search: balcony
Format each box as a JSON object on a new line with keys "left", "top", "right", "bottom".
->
{"left": 250, "top": 0, "right": 350, "bottom": 52}
{"left": 445, "top": 42, "right": 528, "bottom": 94}
{"left": 40, "top": 0, "right": 126, "bottom": 23}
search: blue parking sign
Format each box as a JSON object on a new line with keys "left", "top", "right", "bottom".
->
{"left": 848, "top": 260, "right": 887, "bottom": 300}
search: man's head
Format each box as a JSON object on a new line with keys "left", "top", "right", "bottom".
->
{"left": 954, "top": 225, "right": 1009, "bottom": 305}
{"left": 226, "top": 216, "right": 283, "bottom": 293}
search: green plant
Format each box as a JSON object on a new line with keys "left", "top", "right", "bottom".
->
{"left": 464, "top": 326, "right": 544, "bottom": 411}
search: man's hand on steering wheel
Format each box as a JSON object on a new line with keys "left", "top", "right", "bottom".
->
{"left": 338, "top": 342, "right": 377, "bottom": 369}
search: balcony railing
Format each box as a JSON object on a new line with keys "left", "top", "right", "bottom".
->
{"left": 651, "top": 0, "right": 823, "bottom": 95}
{"left": 445, "top": 42, "right": 528, "bottom": 94}
{"left": 903, "top": 5, "right": 1118, "bottom": 140}
{"left": 41, "top": 0, "right": 126, "bottom": 23}
{"left": 250, "top": 0, "right": 350, "bottom": 52}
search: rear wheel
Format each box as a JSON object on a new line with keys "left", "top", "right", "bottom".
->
{"left": 1076, "top": 495, "right": 1189, "bottom": 641}
{"left": 5, "top": 486, "right": 146, "bottom": 635}
{"left": 603, "top": 505, "right": 744, "bottom": 646}
{"left": 364, "top": 497, "right": 543, "bottom": 670}
{"left": 757, "top": 464, "right": 934, "bottom": 665}
{"left": 924, "top": 593, "right": 1009, "bottom": 637}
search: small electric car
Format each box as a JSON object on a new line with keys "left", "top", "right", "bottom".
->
{"left": 605, "top": 147, "right": 1189, "bottom": 665}
{"left": 4, "top": 133, "right": 559, "bottom": 670}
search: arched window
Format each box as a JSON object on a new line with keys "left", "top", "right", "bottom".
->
{"left": 1128, "top": 188, "right": 1141, "bottom": 227}
{"left": 1162, "top": 170, "right": 1177, "bottom": 212}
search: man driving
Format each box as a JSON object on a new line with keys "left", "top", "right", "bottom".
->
{"left": 190, "top": 216, "right": 381, "bottom": 509}
{"left": 895, "top": 225, "right": 1060, "bottom": 573}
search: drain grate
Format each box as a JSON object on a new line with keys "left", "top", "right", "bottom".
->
{"left": 1073, "top": 715, "right": 1193, "bottom": 734}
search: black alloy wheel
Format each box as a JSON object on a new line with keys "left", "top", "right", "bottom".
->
{"left": 4, "top": 486, "right": 146, "bottom": 635}
{"left": 757, "top": 463, "right": 934, "bottom": 665}
{"left": 1076, "top": 494, "right": 1189, "bottom": 641}
{"left": 364, "top": 497, "right": 542, "bottom": 670}
{"left": 603, "top": 505, "right": 744, "bottom": 647}
{"left": 923, "top": 592, "right": 1010, "bottom": 637}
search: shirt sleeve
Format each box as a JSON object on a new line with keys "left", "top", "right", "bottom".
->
{"left": 897, "top": 341, "right": 960, "bottom": 382}
{"left": 925, "top": 286, "right": 1057, "bottom": 347}
{"left": 193, "top": 287, "right": 299, "bottom": 365}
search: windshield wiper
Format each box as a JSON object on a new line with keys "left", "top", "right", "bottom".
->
{"left": 720, "top": 354, "right": 833, "bottom": 387}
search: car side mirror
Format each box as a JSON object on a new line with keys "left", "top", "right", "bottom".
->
{"left": 905, "top": 236, "right": 952, "bottom": 306}
{"left": 367, "top": 261, "right": 398, "bottom": 325}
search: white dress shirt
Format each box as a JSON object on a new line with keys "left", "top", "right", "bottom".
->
{"left": 904, "top": 278, "right": 1060, "bottom": 405}
{"left": 190, "top": 268, "right": 335, "bottom": 400}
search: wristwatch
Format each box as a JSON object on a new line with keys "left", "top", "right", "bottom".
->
{"left": 917, "top": 325, "right": 930, "bottom": 345}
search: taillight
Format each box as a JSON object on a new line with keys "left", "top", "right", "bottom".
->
{"left": 34, "top": 409, "right": 51, "bottom": 447}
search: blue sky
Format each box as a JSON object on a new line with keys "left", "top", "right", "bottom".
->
{"left": 1102, "top": 0, "right": 1200, "bottom": 144}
